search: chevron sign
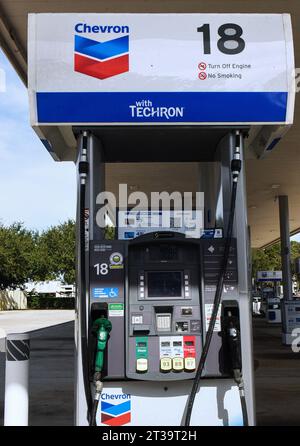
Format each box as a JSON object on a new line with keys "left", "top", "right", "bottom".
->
{"left": 101, "top": 397, "right": 131, "bottom": 426}
{"left": 74, "top": 34, "right": 129, "bottom": 80}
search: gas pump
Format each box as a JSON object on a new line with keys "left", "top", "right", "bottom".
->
{"left": 76, "top": 129, "right": 251, "bottom": 426}
{"left": 27, "top": 12, "right": 295, "bottom": 426}
{"left": 257, "top": 271, "right": 283, "bottom": 323}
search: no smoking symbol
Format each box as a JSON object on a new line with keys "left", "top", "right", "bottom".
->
{"left": 198, "top": 72, "right": 207, "bottom": 80}
{"left": 198, "top": 62, "right": 207, "bottom": 71}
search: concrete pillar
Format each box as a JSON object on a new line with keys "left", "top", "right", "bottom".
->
{"left": 278, "top": 195, "right": 292, "bottom": 301}
{"left": 4, "top": 333, "right": 30, "bottom": 426}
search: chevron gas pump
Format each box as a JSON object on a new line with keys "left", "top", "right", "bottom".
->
{"left": 28, "top": 12, "right": 295, "bottom": 426}
{"left": 77, "top": 129, "right": 250, "bottom": 427}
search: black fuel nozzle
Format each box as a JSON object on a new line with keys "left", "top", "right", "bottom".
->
{"left": 223, "top": 310, "right": 249, "bottom": 426}
{"left": 223, "top": 310, "right": 242, "bottom": 378}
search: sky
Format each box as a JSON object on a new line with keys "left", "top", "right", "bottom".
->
{"left": 0, "top": 50, "right": 76, "bottom": 232}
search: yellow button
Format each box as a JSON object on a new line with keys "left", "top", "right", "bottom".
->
{"left": 172, "top": 357, "right": 184, "bottom": 372}
{"left": 184, "top": 357, "right": 196, "bottom": 371}
{"left": 136, "top": 358, "right": 148, "bottom": 372}
{"left": 160, "top": 357, "right": 172, "bottom": 372}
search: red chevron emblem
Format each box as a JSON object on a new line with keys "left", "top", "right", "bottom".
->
{"left": 101, "top": 411, "right": 131, "bottom": 426}
{"left": 74, "top": 53, "right": 129, "bottom": 80}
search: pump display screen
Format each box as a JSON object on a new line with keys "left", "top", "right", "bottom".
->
{"left": 147, "top": 271, "right": 182, "bottom": 298}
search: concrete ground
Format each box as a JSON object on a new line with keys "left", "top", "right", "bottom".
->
{"left": 0, "top": 312, "right": 299, "bottom": 426}
{"left": 0, "top": 310, "right": 75, "bottom": 426}
{"left": 0, "top": 320, "right": 74, "bottom": 426}
{"left": 253, "top": 317, "right": 300, "bottom": 426}
{"left": 0, "top": 310, "right": 75, "bottom": 337}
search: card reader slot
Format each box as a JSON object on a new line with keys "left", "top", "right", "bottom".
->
{"left": 133, "top": 329, "right": 150, "bottom": 335}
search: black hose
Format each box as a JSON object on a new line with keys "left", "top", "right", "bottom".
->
{"left": 79, "top": 181, "right": 93, "bottom": 421}
{"left": 90, "top": 372, "right": 102, "bottom": 426}
{"left": 240, "top": 392, "right": 249, "bottom": 426}
{"left": 184, "top": 180, "right": 238, "bottom": 426}
{"left": 90, "top": 398, "right": 99, "bottom": 427}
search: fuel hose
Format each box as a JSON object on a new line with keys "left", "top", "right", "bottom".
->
{"left": 184, "top": 136, "right": 242, "bottom": 426}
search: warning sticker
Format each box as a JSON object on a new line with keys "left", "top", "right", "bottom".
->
{"left": 108, "top": 303, "right": 124, "bottom": 317}
{"left": 205, "top": 304, "right": 222, "bottom": 332}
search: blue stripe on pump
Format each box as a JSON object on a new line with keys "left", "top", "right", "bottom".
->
{"left": 36, "top": 91, "right": 288, "bottom": 124}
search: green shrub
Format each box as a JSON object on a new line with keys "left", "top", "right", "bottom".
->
{"left": 27, "top": 294, "right": 75, "bottom": 309}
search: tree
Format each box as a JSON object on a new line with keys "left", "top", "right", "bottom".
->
{"left": 252, "top": 243, "right": 281, "bottom": 280}
{"left": 252, "top": 240, "right": 300, "bottom": 286}
{"left": 290, "top": 241, "right": 300, "bottom": 276}
{"left": 35, "top": 220, "right": 76, "bottom": 284}
{"left": 0, "top": 223, "right": 37, "bottom": 290}
{"left": 0, "top": 220, "right": 76, "bottom": 289}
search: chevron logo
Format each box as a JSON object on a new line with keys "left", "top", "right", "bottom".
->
{"left": 101, "top": 398, "right": 131, "bottom": 426}
{"left": 74, "top": 34, "right": 129, "bottom": 80}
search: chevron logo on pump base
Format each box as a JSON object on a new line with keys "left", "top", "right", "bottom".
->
{"left": 74, "top": 34, "right": 129, "bottom": 80}
{"left": 101, "top": 398, "right": 131, "bottom": 426}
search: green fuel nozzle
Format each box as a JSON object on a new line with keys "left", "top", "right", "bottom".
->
{"left": 92, "top": 317, "right": 112, "bottom": 373}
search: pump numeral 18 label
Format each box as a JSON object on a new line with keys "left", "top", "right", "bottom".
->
{"left": 197, "top": 23, "right": 245, "bottom": 55}
{"left": 94, "top": 263, "right": 109, "bottom": 275}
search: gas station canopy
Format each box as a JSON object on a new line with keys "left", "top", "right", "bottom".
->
{"left": 1, "top": 0, "right": 300, "bottom": 248}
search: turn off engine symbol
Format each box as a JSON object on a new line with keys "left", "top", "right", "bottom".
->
{"left": 198, "top": 62, "right": 207, "bottom": 80}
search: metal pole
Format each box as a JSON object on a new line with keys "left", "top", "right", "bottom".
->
{"left": 4, "top": 333, "right": 30, "bottom": 426}
{"left": 230, "top": 132, "right": 255, "bottom": 426}
{"left": 278, "top": 195, "right": 293, "bottom": 301}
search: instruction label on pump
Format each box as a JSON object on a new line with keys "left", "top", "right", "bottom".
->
{"left": 205, "top": 304, "right": 222, "bottom": 332}
{"left": 183, "top": 336, "right": 196, "bottom": 358}
{"left": 159, "top": 337, "right": 173, "bottom": 357}
{"left": 172, "top": 337, "right": 184, "bottom": 357}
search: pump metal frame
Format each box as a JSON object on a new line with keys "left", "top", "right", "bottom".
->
{"left": 74, "top": 129, "right": 255, "bottom": 426}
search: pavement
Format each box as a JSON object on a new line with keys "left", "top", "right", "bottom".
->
{"left": 253, "top": 317, "right": 300, "bottom": 426}
{"left": 0, "top": 311, "right": 300, "bottom": 426}
{"left": 0, "top": 310, "right": 75, "bottom": 337}
{"left": 0, "top": 310, "right": 75, "bottom": 354}
{"left": 0, "top": 320, "right": 74, "bottom": 426}
{"left": 0, "top": 310, "right": 75, "bottom": 426}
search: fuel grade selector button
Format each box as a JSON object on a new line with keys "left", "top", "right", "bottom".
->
{"left": 172, "top": 357, "right": 184, "bottom": 372}
{"left": 160, "top": 357, "right": 172, "bottom": 372}
{"left": 136, "top": 357, "right": 148, "bottom": 373}
{"left": 184, "top": 357, "right": 196, "bottom": 371}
